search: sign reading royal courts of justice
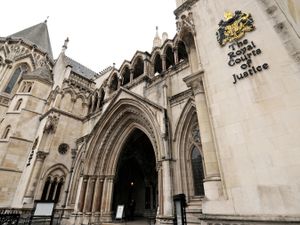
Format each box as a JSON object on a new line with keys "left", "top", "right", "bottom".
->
{"left": 216, "top": 11, "right": 269, "bottom": 84}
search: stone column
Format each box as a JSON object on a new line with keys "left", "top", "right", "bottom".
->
{"left": 143, "top": 58, "right": 149, "bottom": 76}
{"left": 162, "top": 54, "right": 167, "bottom": 72}
{"left": 183, "top": 70, "right": 223, "bottom": 200}
{"left": 54, "top": 93, "right": 62, "bottom": 109}
{"left": 100, "top": 176, "right": 114, "bottom": 222}
{"left": 77, "top": 176, "right": 88, "bottom": 212}
{"left": 92, "top": 176, "right": 104, "bottom": 214}
{"left": 83, "top": 176, "right": 96, "bottom": 214}
{"left": 173, "top": 47, "right": 178, "bottom": 64}
{"left": 24, "top": 151, "right": 48, "bottom": 203}
{"left": 130, "top": 68, "right": 134, "bottom": 83}
{"left": 161, "top": 159, "right": 173, "bottom": 217}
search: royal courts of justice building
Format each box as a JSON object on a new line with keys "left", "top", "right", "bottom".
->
{"left": 0, "top": 0, "right": 300, "bottom": 224}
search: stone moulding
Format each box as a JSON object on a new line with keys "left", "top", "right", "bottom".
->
{"left": 174, "top": 0, "right": 199, "bottom": 17}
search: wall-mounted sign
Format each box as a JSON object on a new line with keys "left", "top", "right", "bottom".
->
{"left": 217, "top": 11, "right": 269, "bottom": 84}
{"left": 227, "top": 38, "right": 269, "bottom": 84}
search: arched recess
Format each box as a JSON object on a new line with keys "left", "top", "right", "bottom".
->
{"left": 73, "top": 96, "right": 85, "bottom": 116}
{"left": 164, "top": 45, "right": 175, "bottom": 70}
{"left": 77, "top": 98, "right": 165, "bottom": 219}
{"left": 177, "top": 41, "right": 189, "bottom": 62}
{"left": 178, "top": 26, "right": 199, "bottom": 72}
{"left": 132, "top": 57, "right": 144, "bottom": 79}
{"left": 60, "top": 92, "right": 73, "bottom": 112}
{"left": 38, "top": 164, "right": 69, "bottom": 204}
{"left": 153, "top": 53, "right": 162, "bottom": 75}
{"left": 121, "top": 66, "right": 130, "bottom": 85}
{"left": 173, "top": 99, "right": 206, "bottom": 200}
{"left": 84, "top": 99, "right": 163, "bottom": 176}
{"left": 109, "top": 73, "right": 119, "bottom": 92}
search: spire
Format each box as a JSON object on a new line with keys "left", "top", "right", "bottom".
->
{"left": 61, "top": 37, "right": 69, "bottom": 53}
{"left": 44, "top": 16, "right": 49, "bottom": 24}
{"left": 152, "top": 26, "right": 162, "bottom": 49}
{"left": 8, "top": 21, "right": 53, "bottom": 59}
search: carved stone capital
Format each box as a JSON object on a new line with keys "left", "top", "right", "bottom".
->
{"left": 176, "top": 9, "right": 196, "bottom": 37}
{"left": 183, "top": 70, "right": 204, "bottom": 95}
{"left": 43, "top": 112, "right": 60, "bottom": 134}
{"left": 36, "top": 151, "right": 48, "bottom": 161}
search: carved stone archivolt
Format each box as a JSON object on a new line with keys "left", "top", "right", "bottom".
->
{"left": 84, "top": 100, "right": 162, "bottom": 176}
{"left": 43, "top": 112, "right": 60, "bottom": 134}
{"left": 94, "top": 108, "right": 158, "bottom": 175}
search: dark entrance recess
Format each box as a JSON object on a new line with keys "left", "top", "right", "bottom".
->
{"left": 113, "top": 129, "right": 157, "bottom": 220}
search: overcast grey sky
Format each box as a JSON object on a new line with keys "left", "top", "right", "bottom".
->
{"left": 1, "top": 0, "right": 177, "bottom": 73}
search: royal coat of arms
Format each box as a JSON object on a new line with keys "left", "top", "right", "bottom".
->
{"left": 216, "top": 11, "right": 255, "bottom": 46}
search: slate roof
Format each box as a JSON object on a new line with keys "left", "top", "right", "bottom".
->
{"left": 8, "top": 22, "right": 53, "bottom": 59}
{"left": 23, "top": 64, "right": 53, "bottom": 83}
{"left": 64, "top": 55, "right": 98, "bottom": 80}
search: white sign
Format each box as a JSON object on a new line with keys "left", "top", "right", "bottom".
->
{"left": 116, "top": 205, "right": 124, "bottom": 219}
{"left": 34, "top": 202, "right": 55, "bottom": 216}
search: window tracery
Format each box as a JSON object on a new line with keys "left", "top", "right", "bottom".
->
{"left": 58, "top": 143, "right": 69, "bottom": 155}
{"left": 41, "top": 170, "right": 65, "bottom": 203}
{"left": 4, "top": 63, "right": 29, "bottom": 94}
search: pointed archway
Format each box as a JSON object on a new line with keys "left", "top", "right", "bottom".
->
{"left": 112, "top": 128, "right": 157, "bottom": 220}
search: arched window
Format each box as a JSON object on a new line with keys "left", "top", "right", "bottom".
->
{"left": 178, "top": 41, "right": 188, "bottom": 62}
{"left": 54, "top": 178, "right": 64, "bottom": 202}
{"left": 133, "top": 57, "right": 144, "bottom": 79}
{"left": 41, "top": 166, "right": 66, "bottom": 203}
{"left": 154, "top": 54, "right": 162, "bottom": 75}
{"left": 4, "top": 64, "right": 29, "bottom": 93}
{"left": 121, "top": 66, "right": 130, "bottom": 86}
{"left": 110, "top": 73, "right": 119, "bottom": 91}
{"left": 191, "top": 146, "right": 205, "bottom": 196}
{"left": 14, "top": 99, "right": 23, "bottom": 111}
{"left": 41, "top": 177, "right": 51, "bottom": 200}
{"left": 165, "top": 46, "right": 175, "bottom": 70}
{"left": 41, "top": 177, "right": 65, "bottom": 203}
{"left": 2, "top": 125, "right": 11, "bottom": 139}
{"left": 48, "top": 178, "right": 57, "bottom": 201}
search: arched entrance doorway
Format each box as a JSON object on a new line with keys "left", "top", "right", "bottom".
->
{"left": 112, "top": 128, "right": 157, "bottom": 220}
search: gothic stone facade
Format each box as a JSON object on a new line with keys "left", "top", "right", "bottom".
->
{"left": 0, "top": 0, "right": 300, "bottom": 225}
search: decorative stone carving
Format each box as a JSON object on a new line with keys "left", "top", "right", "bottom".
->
{"left": 36, "top": 151, "right": 48, "bottom": 161}
{"left": 176, "top": 9, "right": 196, "bottom": 36}
{"left": 58, "top": 143, "right": 69, "bottom": 155}
{"left": 191, "top": 123, "right": 201, "bottom": 144}
{"left": 43, "top": 112, "right": 60, "bottom": 134}
{"left": 93, "top": 107, "right": 159, "bottom": 174}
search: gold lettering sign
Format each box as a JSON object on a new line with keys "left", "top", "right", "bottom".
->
{"left": 216, "top": 10, "right": 255, "bottom": 46}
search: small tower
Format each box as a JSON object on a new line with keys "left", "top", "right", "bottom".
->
{"left": 152, "top": 26, "right": 162, "bottom": 49}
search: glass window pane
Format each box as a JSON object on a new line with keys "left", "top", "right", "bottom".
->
{"left": 191, "top": 146, "right": 205, "bottom": 196}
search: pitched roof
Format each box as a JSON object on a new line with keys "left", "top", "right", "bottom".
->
{"left": 8, "top": 22, "right": 53, "bottom": 59}
{"left": 23, "top": 64, "right": 53, "bottom": 83}
{"left": 64, "top": 55, "right": 98, "bottom": 80}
